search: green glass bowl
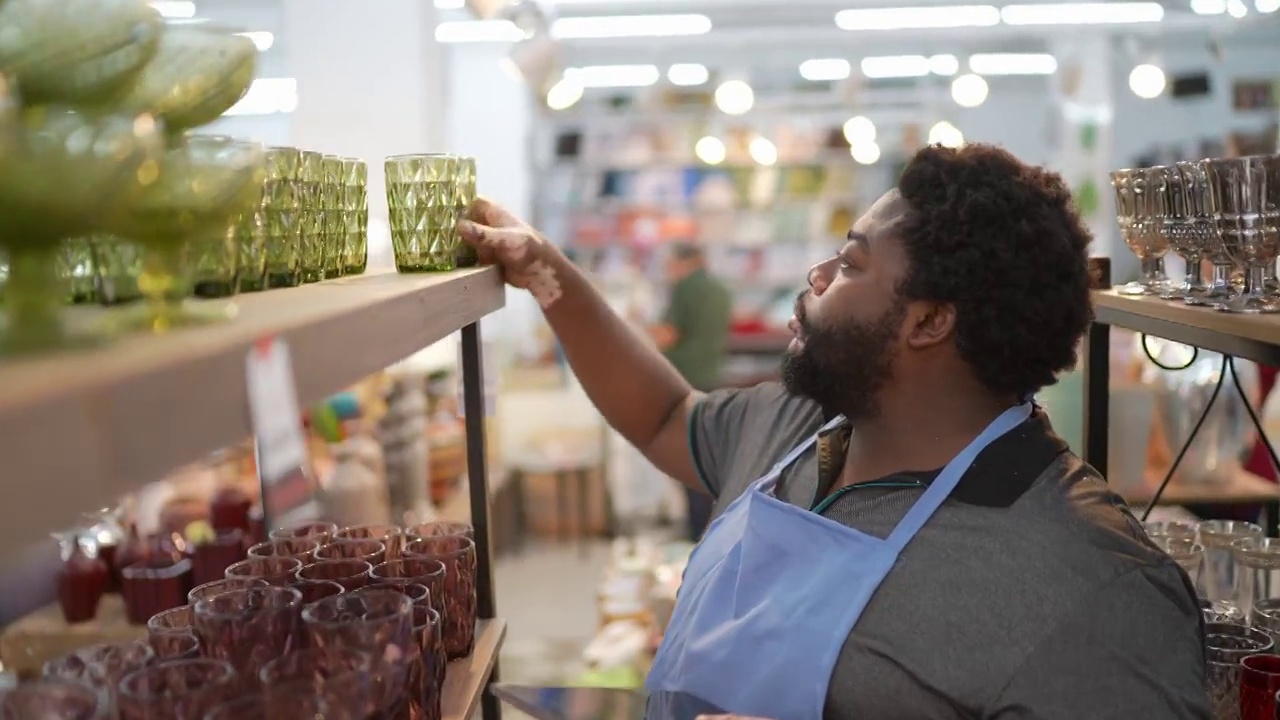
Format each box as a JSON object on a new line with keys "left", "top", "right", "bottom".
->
{"left": 0, "top": 0, "right": 162, "bottom": 104}
{"left": 100, "top": 25, "right": 257, "bottom": 133}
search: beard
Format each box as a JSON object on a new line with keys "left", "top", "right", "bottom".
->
{"left": 781, "top": 294, "right": 905, "bottom": 421}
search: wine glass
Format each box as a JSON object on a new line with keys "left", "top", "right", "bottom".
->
{"left": 1204, "top": 155, "right": 1280, "bottom": 314}
{"left": 1111, "top": 168, "right": 1170, "bottom": 295}
{"left": 1152, "top": 165, "right": 1206, "bottom": 300}
{"left": 106, "top": 134, "right": 265, "bottom": 333}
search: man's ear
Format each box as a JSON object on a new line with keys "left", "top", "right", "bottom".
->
{"left": 905, "top": 301, "right": 956, "bottom": 350}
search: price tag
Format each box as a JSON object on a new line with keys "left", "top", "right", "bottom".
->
{"left": 246, "top": 337, "right": 309, "bottom": 485}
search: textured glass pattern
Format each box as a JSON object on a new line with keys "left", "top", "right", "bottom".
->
{"left": 298, "top": 150, "right": 325, "bottom": 283}
{"left": 321, "top": 155, "right": 345, "bottom": 279}
{"left": 454, "top": 156, "right": 478, "bottom": 267}
{"left": 386, "top": 155, "right": 459, "bottom": 272}
{"left": 92, "top": 235, "right": 144, "bottom": 305}
{"left": 263, "top": 147, "right": 302, "bottom": 288}
{"left": 342, "top": 158, "right": 368, "bottom": 275}
{"left": 1205, "top": 622, "right": 1273, "bottom": 720}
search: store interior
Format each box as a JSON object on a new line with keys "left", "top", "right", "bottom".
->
{"left": 4, "top": 0, "right": 1280, "bottom": 716}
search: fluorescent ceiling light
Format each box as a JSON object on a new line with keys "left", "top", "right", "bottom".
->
{"left": 150, "top": 1, "right": 195, "bottom": 18}
{"left": 668, "top": 63, "right": 709, "bottom": 86}
{"left": 1191, "top": 0, "right": 1227, "bottom": 12}
{"left": 546, "top": 78, "right": 584, "bottom": 110}
{"left": 236, "top": 31, "right": 274, "bottom": 52}
{"left": 929, "top": 54, "right": 960, "bottom": 75}
{"left": 861, "top": 55, "right": 933, "bottom": 78}
{"left": 565, "top": 64, "right": 661, "bottom": 88}
{"left": 1226, "top": 0, "right": 1248, "bottom": 15}
{"left": 836, "top": 5, "right": 1000, "bottom": 30}
{"left": 435, "top": 0, "right": 466, "bottom": 8}
{"left": 1000, "top": 2, "right": 1163, "bottom": 24}
{"left": 800, "top": 58, "right": 852, "bottom": 82}
{"left": 1257, "top": 0, "right": 1280, "bottom": 12}
{"left": 968, "top": 53, "right": 1057, "bottom": 75}
{"left": 550, "top": 14, "right": 712, "bottom": 39}
{"left": 435, "top": 20, "right": 527, "bottom": 42}
{"left": 223, "top": 78, "right": 297, "bottom": 117}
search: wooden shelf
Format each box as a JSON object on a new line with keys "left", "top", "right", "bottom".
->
{"left": 1122, "top": 466, "right": 1280, "bottom": 507}
{"left": 443, "top": 618, "right": 507, "bottom": 720}
{"left": 1092, "top": 289, "right": 1280, "bottom": 365}
{"left": 0, "top": 267, "right": 504, "bottom": 549}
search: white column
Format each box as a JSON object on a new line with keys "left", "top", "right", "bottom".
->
{"left": 283, "top": 0, "right": 446, "bottom": 271}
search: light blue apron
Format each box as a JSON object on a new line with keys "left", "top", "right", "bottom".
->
{"left": 645, "top": 402, "right": 1034, "bottom": 720}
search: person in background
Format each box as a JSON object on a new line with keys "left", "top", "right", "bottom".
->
{"left": 649, "top": 241, "right": 732, "bottom": 541}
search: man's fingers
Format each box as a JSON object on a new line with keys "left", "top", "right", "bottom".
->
{"left": 457, "top": 220, "right": 531, "bottom": 261}
{"left": 467, "top": 196, "right": 520, "bottom": 228}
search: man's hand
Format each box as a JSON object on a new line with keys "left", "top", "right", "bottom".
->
{"left": 457, "top": 198, "right": 563, "bottom": 308}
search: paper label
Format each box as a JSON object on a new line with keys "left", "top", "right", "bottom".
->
{"left": 246, "top": 337, "right": 318, "bottom": 527}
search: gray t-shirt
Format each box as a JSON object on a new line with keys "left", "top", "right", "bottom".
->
{"left": 686, "top": 383, "right": 1209, "bottom": 720}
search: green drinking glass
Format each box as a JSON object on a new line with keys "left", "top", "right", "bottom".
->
{"left": 263, "top": 147, "right": 302, "bottom": 289}
{"left": 106, "top": 134, "right": 265, "bottom": 333}
{"left": 234, "top": 198, "right": 268, "bottom": 293}
{"left": 454, "top": 156, "right": 478, "bottom": 267}
{"left": 346, "top": 160, "right": 369, "bottom": 275}
{"left": 0, "top": 106, "right": 164, "bottom": 355}
{"left": 59, "top": 238, "right": 97, "bottom": 304}
{"left": 92, "top": 235, "right": 145, "bottom": 305}
{"left": 298, "top": 150, "right": 324, "bottom": 283}
{"left": 320, "top": 154, "right": 345, "bottom": 279}
{"left": 386, "top": 154, "right": 459, "bottom": 272}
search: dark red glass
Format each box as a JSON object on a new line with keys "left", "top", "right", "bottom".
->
{"left": 113, "top": 525, "right": 148, "bottom": 594}
{"left": 297, "top": 559, "right": 373, "bottom": 592}
{"left": 146, "top": 606, "right": 199, "bottom": 658}
{"left": 191, "top": 530, "right": 247, "bottom": 587}
{"left": 407, "top": 521, "right": 474, "bottom": 541}
{"left": 315, "top": 539, "right": 385, "bottom": 565}
{"left": 187, "top": 577, "right": 269, "bottom": 605}
{"left": 301, "top": 590, "right": 415, "bottom": 718}
{"left": 57, "top": 543, "right": 109, "bottom": 624}
{"left": 209, "top": 485, "right": 254, "bottom": 533}
{"left": 247, "top": 538, "right": 320, "bottom": 563}
{"left": 370, "top": 558, "right": 446, "bottom": 621}
{"left": 121, "top": 557, "right": 192, "bottom": 625}
{"left": 117, "top": 658, "right": 239, "bottom": 720}
{"left": 1243, "top": 654, "right": 1280, "bottom": 720}
{"left": 291, "top": 579, "right": 347, "bottom": 604}
{"left": 269, "top": 521, "right": 338, "bottom": 545}
{"left": 224, "top": 556, "right": 302, "bottom": 586}
{"left": 405, "top": 536, "right": 476, "bottom": 658}
{"left": 43, "top": 640, "right": 155, "bottom": 696}
{"left": 0, "top": 680, "right": 101, "bottom": 720}
{"left": 334, "top": 524, "right": 406, "bottom": 561}
{"left": 412, "top": 605, "right": 446, "bottom": 720}
{"left": 98, "top": 542, "right": 120, "bottom": 593}
{"left": 357, "top": 581, "right": 429, "bottom": 609}
{"left": 193, "top": 586, "right": 303, "bottom": 681}
{"left": 204, "top": 695, "right": 267, "bottom": 720}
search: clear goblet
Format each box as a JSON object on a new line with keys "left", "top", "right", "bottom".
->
{"left": 1111, "top": 168, "right": 1170, "bottom": 295}
{"left": 1153, "top": 165, "right": 1206, "bottom": 300}
{"left": 1204, "top": 155, "right": 1280, "bottom": 314}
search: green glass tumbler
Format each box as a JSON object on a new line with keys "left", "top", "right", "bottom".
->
{"left": 454, "top": 156, "right": 478, "bottom": 268}
{"left": 92, "top": 235, "right": 144, "bottom": 305}
{"left": 264, "top": 147, "right": 302, "bottom": 289}
{"left": 341, "top": 158, "right": 368, "bottom": 275}
{"left": 298, "top": 150, "right": 324, "bottom": 283}
{"left": 234, "top": 202, "right": 267, "bottom": 293}
{"left": 60, "top": 237, "right": 97, "bottom": 304}
{"left": 320, "top": 154, "right": 344, "bottom": 279}
{"left": 190, "top": 224, "right": 239, "bottom": 299}
{"left": 386, "top": 154, "right": 459, "bottom": 273}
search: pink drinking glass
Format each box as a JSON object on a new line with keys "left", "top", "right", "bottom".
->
{"left": 43, "top": 640, "right": 155, "bottom": 710}
{"left": 357, "top": 581, "right": 429, "bottom": 609}
{"left": 405, "top": 536, "right": 476, "bottom": 658}
{"left": 187, "top": 577, "right": 268, "bottom": 605}
{"left": 1243, "top": 654, "right": 1280, "bottom": 720}
{"left": 202, "top": 695, "right": 266, "bottom": 720}
{"left": 247, "top": 538, "right": 320, "bottom": 563}
{"left": 262, "top": 677, "right": 375, "bottom": 720}
{"left": 413, "top": 605, "right": 447, "bottom": 720}
{"left": 0, "top": 680, "right": 102, "bottom": 720}
{"left": 302, "top": 590, "right": 415, "bottom": 717}
{"left": 335, "top": 524, "right": 407, "bottom": 561}
{"left": 407, "top": 521, "right": 474, "bottom": 541}
{"left": 297, "top": 559, "right": 373, "bottom": 592}
{"left": 370, "top": 558, "right": 446, "bottom": 620}
{"left": 224, "top": 556, "right": 302, "bottom": 586}
{"left": 117, "top": 659, "right": 239, "bottom": 720}
{"left": 258, "top": 646, "right": 376, "bottom": 711}
{"left": 315, "top": 539, "right": 386, "bottom": 566}
{"left": 269, "top": 521, "right": 338, "bottom": 545}
{"left": 191, "top": 530, "right": 247, "bottom": 587}
{"left": 147, "top": 606, "right": 200, "bottom": 659}
{"left": 291, "top": 578, "right": 346, "bottom": 604}
{"left": 193, "top": 587, "right": 302, "bottom": 681}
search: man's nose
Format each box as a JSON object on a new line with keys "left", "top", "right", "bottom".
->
{"left": 807, "top": 260, "right": 834, "bottom": 295}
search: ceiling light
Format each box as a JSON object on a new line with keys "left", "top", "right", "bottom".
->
{"left": 842, "top": 116, "right": 877, "bottom": 145}
{"left": 929, "top": 54, "right": 960, "bottom": 75}
{"left": 546, "top": 77, "right": 585, "bottom": 110}
{"left": 564, "top": 64, "right": 661, "bottom": 88}
{"left": 150, "top": 1, "right": 195, "bottom": 18}
{"left": 1191, "top": 0, "right": 1227, "bottom": 11}
{"left": 435, "top": 20, "right": 528, "bottom": 43}
{"left": 668, "top": 63, "right": 709, "bottom": 86}
{"left": 928, "top": 121, "right": 965, "bottom": 148}
{"left": 951, "top": 73, "right": 989, "bottom": 107}
{"left": 800, "top": 58, "right": 852, "bottom": 82}
{"left": 835, "top": 5, "right": 1000, "bottom": 30}
{"left": 695, "top": 136, "right": 727, "bottom": 165}
{"left": 1257, "top": 0, "right": 1280, "bottom": 12}
{"left": 1226, "top": 0, "right": 1248, "bottom": 15}
{"left": 861, "top": 55, "right": 932, "bottom": 79}
{"left": 851, "top": 141, "right": 881, "bottom": 165}
{"left": 968, "top": 53, "right": 1057, "bottom": 75}
{"left": 550, "top": 14, "right": 712, "bottom": 39}
{"left": 224, "top": 78, "right": 297, "bottom": 117}
{"left": 1000, "top": 2, "right": 1163, "bottom": 24}
{"left": 236, "top": 31, "right": 274, "bottom": 52}
{"left": 434, "top": 0, "right": 465, "bottom": 7}
{"left": 749, "top": 136, "right": 778, "bottom": 166}
{"left": 1128, "top": 64, "right": 1165, "bottom": 98}
{"left": 715, "top": 80, "right": 754, "bottom": 115}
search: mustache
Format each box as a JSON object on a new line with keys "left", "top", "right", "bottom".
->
{"left": 794, "top": 291, "right": 811, "bottom": 330}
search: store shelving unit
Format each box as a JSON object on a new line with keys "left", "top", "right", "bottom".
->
{"left": 0, "top": 266, "right": 508, "bottom": 720}
{"left": 1086, "top": 286, "right": 1280, "bottom": 533}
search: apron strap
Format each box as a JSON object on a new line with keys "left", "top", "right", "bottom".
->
{"left": 757, "top": 415, "right": 846, "bottom": 493}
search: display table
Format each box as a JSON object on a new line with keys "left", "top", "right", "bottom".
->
{"left": 0, "top": 596, "right": 146, "bottom": 678}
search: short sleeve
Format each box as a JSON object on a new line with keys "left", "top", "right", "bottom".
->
{"left": 988, "top": 565, "right": 1208, "bottom": 720}
{"left": 687, "top": 383, "right": 822, "bottom": 498}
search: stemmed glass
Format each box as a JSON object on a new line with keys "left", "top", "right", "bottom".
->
{"left": 1153, "top": 165, "right": 1206, "bottom": 300}
{"left": 1111, "top": 168, "right": 1169, "bottom": 295}
{"left": 1204, "top": 155, "right": 1280, "bottom": 314}
{"left": 1177, "top": 160, "right": 1234, "bottom": 306}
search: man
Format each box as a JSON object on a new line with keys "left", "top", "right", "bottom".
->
{"left": 650, "top": 241, "right": 732, "bottom": 541}
{"left": 460, "top": 144, "right": 1207, "bottom": 719}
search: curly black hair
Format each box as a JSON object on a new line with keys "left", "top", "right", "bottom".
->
{"left": 895, "top": 143, "right": 1094, "bottom": 400}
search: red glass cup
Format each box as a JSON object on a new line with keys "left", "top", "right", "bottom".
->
{"left": 1243, "top": 654, "right": 1280, "bottom": 720}
{"left": 302, "top": 590, "right": 415, "bottom": 717}
{"left": 191, "top": 530, "right": 246, "bottom": 587}
{"left": 405, "top": 536, "right": 476, "bottom": 658}
{"left": 269, "top": 521, "right": 338, "bottom": 545}
{"left": 247, "top": 538, "right": 320, "bottom": 563}
{"left": 258, "top": 647, "right": 376, "bottom": 695}
{"left": 358, "top": 581, "right": 429, "bottom": 609}
{"left": 156, "top": 633, "right": 199, "bottom": 661}
{"left": 117, "top": 659, "right": 239, "bottom": 720}
{"left": 370, "top": 558, "right": 446, "bottom": 620}
{"left": 202, "top": 695, "right": 266, "bottom": 720}
{"left": 412, "top": 605, "right": 446, "bottom": 720}
{"left": 335, "top": 524, "right": 407, "bottom": 561}
{"left": 193, "top": 586, "right": 302, "bottom": 681}
{"left": 297, "top": 559, "right": 373, "bottom": 592}
{"left": 43, "top": 640, "right": 155, "bottom": 710}
{"left": 147, "top": 606, "right": 199, "bottom": 658}
{"left": 121, "top": 557, "right": 193, "bottom": 625}
{"left": 187, "top": 577, "right": 268, "bottom": 605}
{"left": 224, "top": 556, "right": 302, "bottom": 586}
{"left": 0, "top": 680, "right": 101, "bottom": 720}
{"left": 291, "top": 578, "right": 347, "bottom": 604}
{"left": 263, "top": 677, "right": 376, "bottom": 720}
{"left": 315, "top": 538, "right": 386, "bottom": 565}
{"left": 408, "top": 520, "right": 474, "bottom": 541}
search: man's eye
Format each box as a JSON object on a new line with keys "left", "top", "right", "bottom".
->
{"left": 839, "top": 257, "right": 853, "bottom": 269}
